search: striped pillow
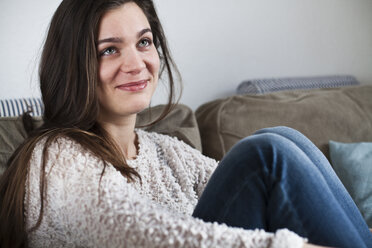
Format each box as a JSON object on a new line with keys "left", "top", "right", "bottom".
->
{"left": 236, "top": 75, "right": 359, "bottom": 95}
{"left": 0, "top": 98, "right": 44, "bottom": 117}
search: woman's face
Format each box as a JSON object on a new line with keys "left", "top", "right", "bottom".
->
{"left": 97, "top": 2, "right": 160, "bottom": 122}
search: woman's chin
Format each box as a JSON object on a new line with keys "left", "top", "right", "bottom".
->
{"left": 128, "top": 101, "right": 152, "bottom": 115}
{"left": 98, "top": 98, "right": 153, "bottom": 121}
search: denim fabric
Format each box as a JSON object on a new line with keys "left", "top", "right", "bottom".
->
{"left": 193, "top": 127, "right": 372, "bottom": 248}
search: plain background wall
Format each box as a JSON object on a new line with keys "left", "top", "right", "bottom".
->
{"left": 1, "top": 0, "right": 371, "bottom": 110}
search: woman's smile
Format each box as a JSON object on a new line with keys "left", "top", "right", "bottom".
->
{"left": 116, "top": 79, "right": 149, "bottom": 92}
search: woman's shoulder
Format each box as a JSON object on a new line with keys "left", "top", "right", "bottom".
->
{"left": 33, "top": 135, "right": 91, "bottom": 157}
{"left": 30, "top": 134, "right": 103, "bottom": 174}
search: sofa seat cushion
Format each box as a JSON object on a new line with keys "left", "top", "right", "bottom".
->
{"left": 196, "top": 85, "right": 372, "bottom": 160}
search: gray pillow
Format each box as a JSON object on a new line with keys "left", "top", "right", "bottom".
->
{"left": 329, "top": 140, "right": 372, "bottom": 226}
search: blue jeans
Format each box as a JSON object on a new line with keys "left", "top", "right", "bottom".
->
{"left": 192, "top": 127, "right": 372, "bottom": 248}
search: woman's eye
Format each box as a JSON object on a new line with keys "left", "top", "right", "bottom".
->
{"left": 138, "top": 38, "right": 152, "bottom": 48}
{"left": 100, "top": 47, "right": 117, "bottom": 56}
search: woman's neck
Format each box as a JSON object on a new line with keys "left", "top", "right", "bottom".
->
{"left": 98, "top": 114, "right": 138, "bottom": 159}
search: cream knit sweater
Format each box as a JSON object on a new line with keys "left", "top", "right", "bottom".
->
{"left": 24, "top": 129, "right": 305, "bottom": 247}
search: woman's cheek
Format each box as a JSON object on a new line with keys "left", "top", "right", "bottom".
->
{"left": 147, "top": 48, "right": 160, "bottom": 74}
{"left": 98, "top": 60, "right": 117, "bottom": 85}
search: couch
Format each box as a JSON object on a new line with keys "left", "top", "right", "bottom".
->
{"left": 1, "top": 84, "right": 372, "bottom": 227}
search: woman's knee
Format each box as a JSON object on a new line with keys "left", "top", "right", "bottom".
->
{"left": 221, "top": 133, "right": 319, "bottom": 201}
{"left": 237, "top": 131, "right": 294, "bottom": 150}
{"left": 232, "top": 132, "right": 316, "bottom": 173}
{"left": 231, "top": 132, "right": 300, "bottom": 164}
{"left": 254, "top": 126, "right": 302, "bottom": 138}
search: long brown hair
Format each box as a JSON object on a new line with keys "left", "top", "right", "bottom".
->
{"left": 0, "top": 0, "right": 181, "bottom": 247}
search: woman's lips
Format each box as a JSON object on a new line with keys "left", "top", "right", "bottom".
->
{"left": 116, "top": 80, "right": 148, "bottom": 92}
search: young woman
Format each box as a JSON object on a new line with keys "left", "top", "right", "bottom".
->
{"left": 0, "top": 0, "right": 371, "bottom": 247}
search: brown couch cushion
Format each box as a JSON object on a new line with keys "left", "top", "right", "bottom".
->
{"left": 0, "top": 104, "right": 201, "bottom": 176}
{"left": 136, "top": 104, "right": 202, "bottom": 151}
{"left": 0, "top": 117, "right": 43, "bottom": 175}
{"left": 196, "top": 85, "right": 372, "bottom": 161}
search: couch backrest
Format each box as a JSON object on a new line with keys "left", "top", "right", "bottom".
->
{"left": 0, "top": 104, "right": 201, "bottom": 176}
{"left": 196, "top": 85, "right": 372, "bottom": 160}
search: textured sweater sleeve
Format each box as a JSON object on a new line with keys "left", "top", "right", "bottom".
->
{"left": 25, "top": 137, "right": 306, "bottom": 248}
{"left": 164, "top": 136, "right": 219, "bottom": 199}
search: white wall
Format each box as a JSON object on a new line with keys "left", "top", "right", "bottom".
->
{"left": 0, "top": 0, "right": 61, "bottom": 99}
{"left": 1, "top": 0, "right": 372, "bottom": 110}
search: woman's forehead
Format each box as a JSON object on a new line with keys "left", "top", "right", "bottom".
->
{"left": 98, "top": 2, "right": 151, "bottom": 40}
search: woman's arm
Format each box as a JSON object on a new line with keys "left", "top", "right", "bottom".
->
{"left": 26, "top": 137, "right": 306, "bottom": 247}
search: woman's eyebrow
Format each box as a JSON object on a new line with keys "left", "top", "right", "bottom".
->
{"left": 97, "top": 28, "right": 152, "bottom": 45}
{"left": 97, "top": 37, "right": 123, "bottom": 45}
{"left": 138, "top": 28, "right": 152, "bottom": 38}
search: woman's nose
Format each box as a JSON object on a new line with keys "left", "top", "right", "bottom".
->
{"left": 119, "top": 48, "right": 146, "bottom": 74}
